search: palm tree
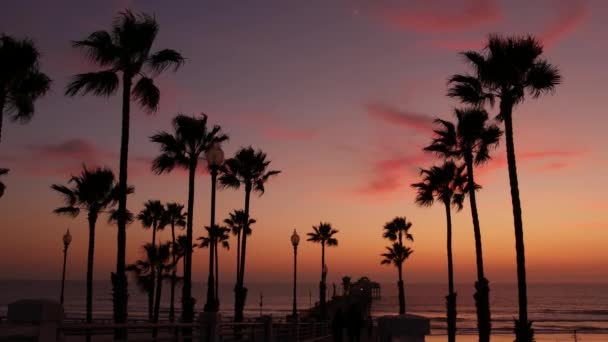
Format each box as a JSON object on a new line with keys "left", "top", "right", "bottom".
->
{"left": 0, "top": 35, "right": 51, "bottom": 142}
{"left": 138, "top": 200, "right": 166, "bottom": 248}
{"left": 137, "top": 200, "right": 166, "bottom": 321}
{"left": 424, "top": 108, "right": 501, "bottom": 341}
{"left": 0, "top": 168, "right": 8, "bottom": 198}
{"left": 223, "top": 209, "right": 255, "bottom": 290}
{"left": 51, "top": 166, "right": 124, "bottom": 330}
{"left": 306, "top": 222, "right": 339, "bottom": 319}
{"left": 163, "top": 203, "right": 186, "bottom": 322}
{"left": 382, "top": 217, "right": 414, "bottom": 314}
{"left": 448, "top": 35, "right": 561, "bottom": 341}
{"left": 381, "top": 243, "right": 413, "bottom": 314}
{"left": 411, "top": 161, "right": 466, "bottom": 342}
{"left": 66, "top": 11, "right": 184, "bottom": 327}
{"left": 150, "top": 113, "right": 227, "bottom": 323}
{"left": 341, "top": 276, "right": 351, "bottom": 296}
{"left": 197, "top": 225, "right": 230, "bottom": 306}
{"left": 219, "top": 147, "right": 280, "bottom": 322}
{"left": 127, "top": 242, "right": 173, "bottom": 338}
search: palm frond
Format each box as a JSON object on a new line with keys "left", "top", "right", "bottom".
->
{"left": 132, "top": 77, "right": 159, "bottom": 113}
{"left": 65, "top": 70, "right": 119, "bottom": 97}
{"left": 147, "top": 49, "right": 185, "bottom": 74}
{"left": 72, "top": 30, "right": 118, "bottom": 66}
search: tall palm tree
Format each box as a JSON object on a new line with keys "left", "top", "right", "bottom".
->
{"left": 51, "top": 166, "right": 125, "bottom": 330}
{"left": 163, "top": 202, "right": 186, "bottom": 322}
{"left": 425, "top": 108, "right": 501, "bottom": 342}
{"left": 150, "top": 113, "right": 227, "bottom": 323}
{"left": 411, "top": 161, "right": 466, "bottom": 342}
{"left": 382, "top": 217, "right": 414, "bottom": 314}
{"left": 197, "top": 225, "right": 230, "bottom": 306}
{"left": 137, "top": 200, "right": 166, "bottom": 321}
{"left": 219, "top": 147, "right": 280, "bottom": 322}
{"left": 0, "top": 35, "right": 51, "bottom": 143}
{"left": 306, "top": 222, "right": 339, "bottom": 319}
{"left": 66, "top": 10, "right": 184, "bottom": 328}
{"left": 127, "top": 242, "right": 173, "bottom": 338}
{"left": 223, "top": 209, "right": 255, "bottom": 288}
{"left": 380, "top": 242, "right": 413, "bottom": 313}
{"left": 0, "top": 168, "right": 7, "bottom": 198}
{"left": 448, "top": 35, "right": 561, "bottom": 341}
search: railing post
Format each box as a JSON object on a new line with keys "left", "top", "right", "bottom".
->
{"left": 198, "top": 312, "right": 221, "bottom": 342}
{"left": 260, "top": 315, "right": 273, "bottom": 342}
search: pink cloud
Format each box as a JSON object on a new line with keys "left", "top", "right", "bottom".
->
{"left": 540, "top": 1, "right": 587, "bottom": 48}
{"left": 366, "top": 102, "right": 434, "bottom": 133}
{"left": 479, "top": 148, "right": 589, "bottom": 176}
{"left": 373, "top": 0, "right": 501, "bottom": 33}
{"left": 429, "top": 38, "right": 485, "bottom": 51}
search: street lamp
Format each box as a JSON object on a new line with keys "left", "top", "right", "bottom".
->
{"left": 204, "top": 142, "right": 224, "bottom": 312}
{"left": 291, "top": 229, "right": 300, "bottom": 320}
{"left": 60, "top": 229, "right": 72, "bottom": 306}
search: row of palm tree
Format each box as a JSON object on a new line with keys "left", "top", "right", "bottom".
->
{"left": 411, "top": 35, "right": 561, "bottom": 342}
{"left": 306, "top": 222, "right": 339, "bottom": 319}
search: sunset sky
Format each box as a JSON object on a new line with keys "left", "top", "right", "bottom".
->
{"left": 0, "top": 0, "right": 606, "bottom": 286}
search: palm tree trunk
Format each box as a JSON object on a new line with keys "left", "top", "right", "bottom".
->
{"left": 113, "top": 75, "right": 131, "bottom": 338}
{"left": 215, "top": 243, "right": 221, "bottom": 315}
{"left": 153, "top": 267, "right": 163, "bottom": 338}
{"left": 205, "top": 169, "right": 218, "bottom": 312}
{"left": 169, "top": 223, "right": 176, "bottom": 322}
{"left": 465, "top": 152, "right": 491, "bottom": 342}
{"left": 0, "top": 92, "right": 5, "bottom": 143}
{"left": 182, "top": 160, "right": 197, "bottom": 324}
{"left": 152, "top": 224, "right": 157, "bottom": 248}
{"left": 501, "top": 100, "right": 532, "bottom": 342}
{"left": 445, "top": 202, "right": 457, "bottom": 342}
{"left": 86, "top": 213, "right": 97, "bottom": 342}
{"left": 150, "top": 224, "right": 157, "bottom": 321}
{"left": 236, "top": 230, "right": 241, "bottom": 284}
{"left": 234, "top": 186, "right": 251, "bottom": 322}
{"left": 320, "top": 242, "right": 326, "bottom": 319}
{"left": 397, "top": 263, "right": 405, "bottom": 315}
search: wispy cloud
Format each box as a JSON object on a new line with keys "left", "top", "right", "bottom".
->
{"left": 231, "top": 112, "right": 317, "bottom": 142}
{"left": 366, "top": 102, "right": 435, "bottom": 133}
{"left": 372, "top": 0, "right": 501, "bottom": 33}
{"left": 540, "top": 1, "right": 587, "bottom": 48}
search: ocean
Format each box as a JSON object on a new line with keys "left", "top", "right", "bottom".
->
{"left": 1, "top": 280, "right": 607, "bottom": 339}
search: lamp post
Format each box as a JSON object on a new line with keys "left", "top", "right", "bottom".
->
{"left": 291, "top": 229, "right": 300, "bottom": 320}
{"left": 60, "top": 229, "right": 72, "bottom": 306}
{"left": 204, "top": 142, "right": 224, "bottom": 312}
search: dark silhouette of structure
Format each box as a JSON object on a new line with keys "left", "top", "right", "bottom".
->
{"left": 449, "top": 34, "right": 561, "bottom": 342}
{"left": 219, "top": 147, "right": 280, "bottom": 322}
{"left": 60, "top": 229, "right": 72, "bottom": 306}
{"left": 412, "top": 161, "right": 467, "bottom": 342}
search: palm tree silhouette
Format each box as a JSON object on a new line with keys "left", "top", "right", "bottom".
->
{"left": 150, "top": 113, "right": 227, "bottom": 323}
{"left": 198, "top": 225, "right": 230, "bottom": 307}
{"left": 0, "top": 35, "right": 51, "bottom": 142}
{"left": 411, "top": 161, "right": 466, "bottom": 342}
{"left": 224, "top": 209, "right": 255, "bottom": 292}
{"left": 381, "top": 242, "right": 413, "bottom": 313}
{"left": 163, "top": 202, "right": 186, "bottom": 322}
{"left": 51, "top": 166, "right": 126, "bottom": 332}
{"left": 136, "top": 200, "right": 166, "bottom": 321}
{"left": 448, "top": 35, "right": 561, "bottom": 341}
{"left": 0, "top": 168, "right": 7, "bottom": 198}
{"left": 306, "top": 222, "right": 338, "bottom": 319}
{"left": 66, "top": 10, "right": 184, "bottom": 328}
{"left": 425, "top": 108, "right": 501, "bottom": 341}
{"left": 127, "top": 242, "right": 173, "bottom": 338}
{"left": 382, "top": 217, "right": 414, "bottom": 314}
{"left": 138, "top": 200, "right": 166, "bottom": 248}
{"left": 219, "top": 147, "right": 280, "bottom": 322}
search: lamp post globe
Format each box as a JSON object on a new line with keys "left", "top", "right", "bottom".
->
{"left": 63, "top": 229, "right": 72, "bottom": 247}
{"left": 206, "top": 142, "right": 225, "bottom": 167}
